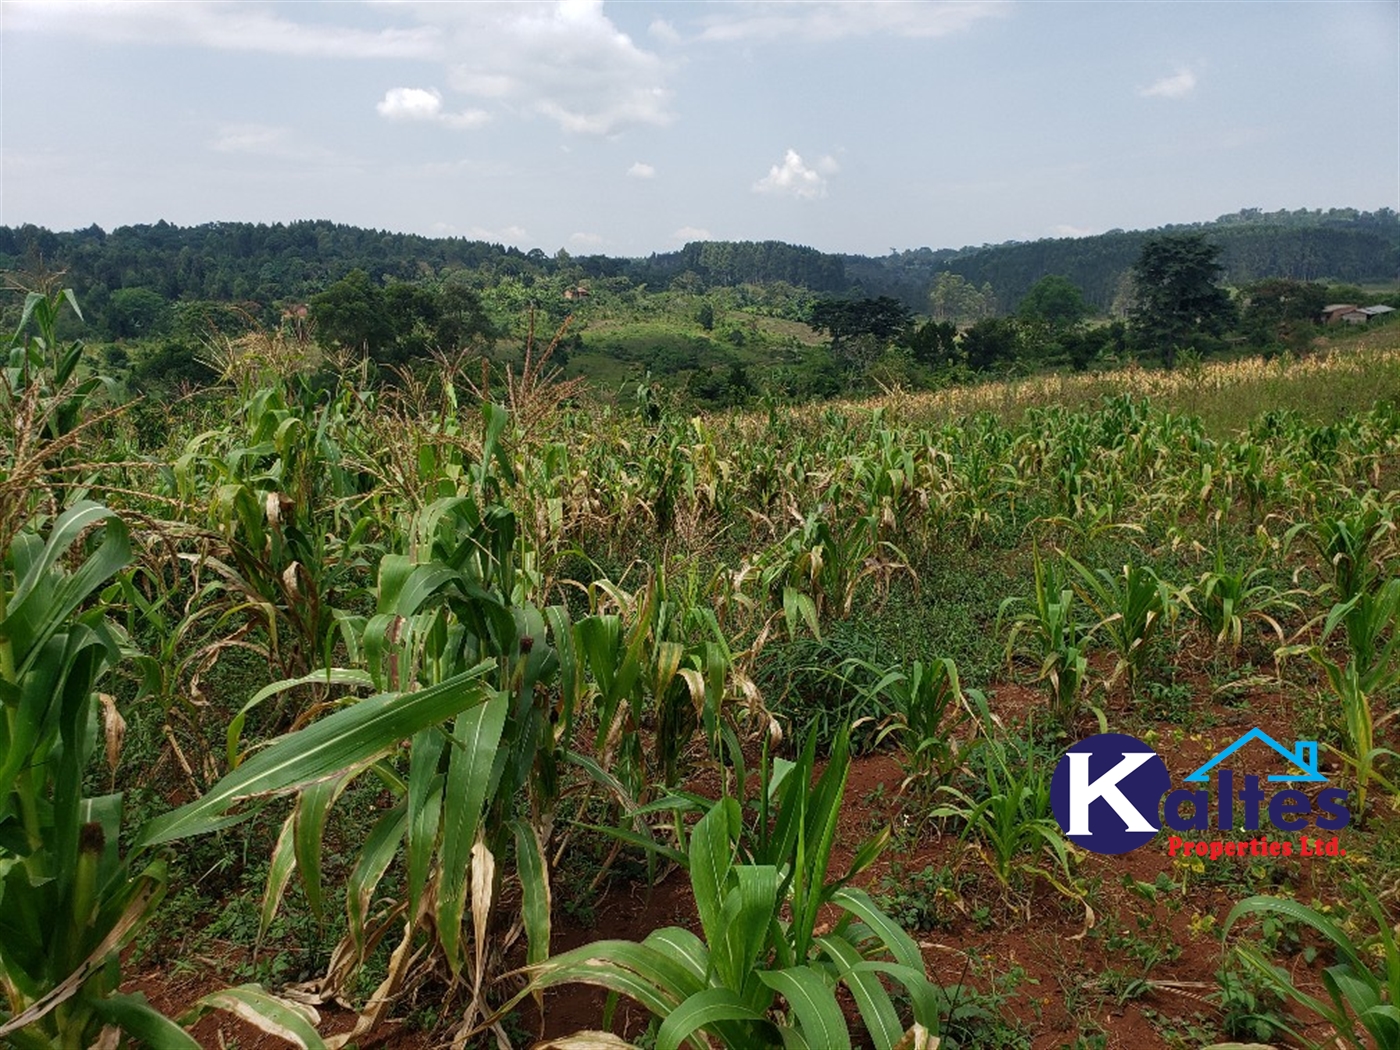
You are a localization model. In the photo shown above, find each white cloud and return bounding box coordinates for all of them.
[1139,68,1197,99]
[570,231,606,247]
[673,226,713,242]
[377,87,444,121]
[207,123,338,162]
[628,161,657,179]
[6,1,439,58]
[753,149,835,200]
[649,19,682,45]
[700,1,1008,42]
[13,1,673,137]
[465,224,529,244]
[439,1,675,135]
[1050,224,1097,238]
[376,87,490,129]
[210,123,293,156]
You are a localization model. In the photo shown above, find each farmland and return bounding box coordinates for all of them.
[4,282,1400,1050]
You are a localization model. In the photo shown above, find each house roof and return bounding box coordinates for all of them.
[1360,304,1396,315]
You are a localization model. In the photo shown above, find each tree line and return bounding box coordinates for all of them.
[3,207,1395,340]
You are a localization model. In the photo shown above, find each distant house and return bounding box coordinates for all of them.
[1322,303,1396,325]
[563,285,590,301]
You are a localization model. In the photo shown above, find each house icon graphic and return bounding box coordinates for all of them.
[1182,728,1327,784]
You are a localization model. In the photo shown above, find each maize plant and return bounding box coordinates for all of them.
[931,710,1077,895]
[999,549,1094,727]
[1224,889,1400,1050]
[866,657,977,799]
[1279,581,1400,820]
[1066,555,1179,689]
[1188,547,1298,652]
[1,501,477,1048]
[515,729,942,1050]
[227,491,581,1042]
[1303,498,1395,604]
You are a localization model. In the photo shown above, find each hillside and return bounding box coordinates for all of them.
[3,207,1396,326]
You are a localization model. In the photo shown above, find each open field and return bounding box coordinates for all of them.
[5,297,1400,1049]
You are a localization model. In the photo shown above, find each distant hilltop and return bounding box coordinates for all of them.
[1,207,1395,315]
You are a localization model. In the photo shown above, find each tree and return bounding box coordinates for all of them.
[928,272,996,325]
[435,281,493,352]
[960,317,1020,372]
[1017,274,1090,328]
[1240,279,1329,350]
[105,287,170,339]
[1128,234,1234,368]
[810,296,911,344]
[309,269,392,355]
[899,319,958,369]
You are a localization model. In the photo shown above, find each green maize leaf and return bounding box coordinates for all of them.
[136,663,493,847]
[757,967,850,1050]
[226,668,374,769]
[1322,966,1379,1018]
[90,991,201,1049]
[794,730,849,955]
[655,987,769,1050]
[5,506,131,675]
[258,812,297,949]
[689,799,738,958]
[0,636,65,810]
[576,823,687,869]
[294,766,361,920]
[347,803,408,958]
[829,888,924,973]
[0,860,52,999]
[835,827,892,891]
[545,605,580,741]
[715,863,778,996]
[388,561,460,617]
[512,819,551,969]
[701,641,728,746]
[642,928,709,987]
[1233,944,1333,1030]
[531,939,699,1003]
[406,728,445,920]
[0,860,165,1039]
[782,586,820,641]
[524,958,681,1019]
[182,984,326,1049]
[435,689,509,973]
[815,935,902,1050]
[768,730,816,886]
[847,961,942,1034]
[1225,896,1366,974]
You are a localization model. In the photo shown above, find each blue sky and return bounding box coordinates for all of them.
[2,1,1396,256]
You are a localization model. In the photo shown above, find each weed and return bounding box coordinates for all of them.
[875,863,970,932]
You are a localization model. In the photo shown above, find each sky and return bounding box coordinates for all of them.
[2,0,1397,257]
